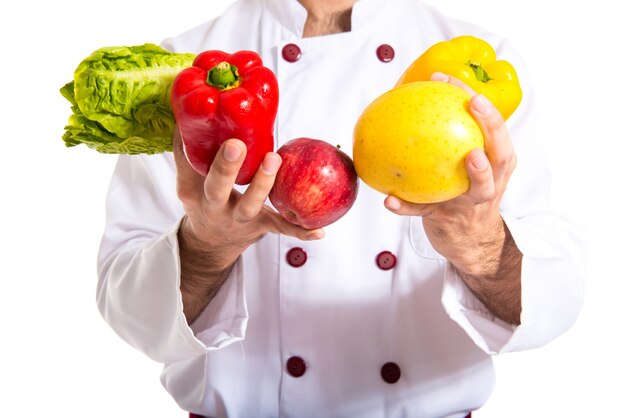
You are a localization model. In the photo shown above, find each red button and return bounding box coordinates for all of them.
[381,362,401,384]
[282,43,302,62]
[287,247,307,267]
[376,251,397,270]
[286,356,306,377]
[376,44,395,62]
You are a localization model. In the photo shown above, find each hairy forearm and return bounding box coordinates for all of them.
[177,216,235,324]
[454,219,522,325]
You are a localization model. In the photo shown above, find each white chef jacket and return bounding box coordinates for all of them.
[96,0,586,417]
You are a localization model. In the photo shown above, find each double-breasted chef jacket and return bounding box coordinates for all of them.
[96,0,585,416]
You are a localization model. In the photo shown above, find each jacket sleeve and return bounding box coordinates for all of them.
[96,153,248,364]
[440,40,586,355]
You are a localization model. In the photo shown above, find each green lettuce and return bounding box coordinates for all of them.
[60,44,195,154]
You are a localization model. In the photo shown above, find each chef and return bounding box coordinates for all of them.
[96,0,585,417]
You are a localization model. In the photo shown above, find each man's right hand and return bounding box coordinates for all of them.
[173,128,324,323]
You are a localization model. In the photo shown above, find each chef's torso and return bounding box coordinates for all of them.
[160,0,512,416]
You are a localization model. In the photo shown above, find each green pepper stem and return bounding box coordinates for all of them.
[207,62,240,90]
[467,61,492,83]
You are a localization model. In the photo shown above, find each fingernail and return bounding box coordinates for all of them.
[431,72,449,82]
[385,196,402,211]
[262,153,281,175]
[223,141,243,162]
[472,94,494,116]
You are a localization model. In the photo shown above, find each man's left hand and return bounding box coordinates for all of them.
[384,72,522,324]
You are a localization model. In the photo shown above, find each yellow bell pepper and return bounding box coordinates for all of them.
[396,35,522,120]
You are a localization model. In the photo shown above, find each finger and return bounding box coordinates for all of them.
[203,139,247,204]
[260,208,326,241]
[173,127,205,202]
[469,94,516,185]
[234,152,282,223]
[431,72,477,97]
[464,148,496,203]
[383,195,437,217]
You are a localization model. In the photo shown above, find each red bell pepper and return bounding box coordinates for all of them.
[171,50,279,185]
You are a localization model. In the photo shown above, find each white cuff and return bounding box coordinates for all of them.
[442,214,585,355]
[187,259,248,350]
[442,263,517,355]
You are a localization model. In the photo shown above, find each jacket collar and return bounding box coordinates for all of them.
[267,0,390,38]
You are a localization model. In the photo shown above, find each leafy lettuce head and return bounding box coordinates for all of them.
[60,44,195,154]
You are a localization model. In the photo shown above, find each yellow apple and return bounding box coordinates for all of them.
[353,81,484,203]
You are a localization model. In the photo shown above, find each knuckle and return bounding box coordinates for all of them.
[486,185,498,201]
[235,206,257,224]
[176,181,198,203]
[493,153,512,171]
[470,190,488,205]
[202,182,221,203]
[212,160,237,178]
[475,189,496,205]
[470,178,496,204]
[482,111,505,134]
[509,153,518,171]
[419,205,437,218]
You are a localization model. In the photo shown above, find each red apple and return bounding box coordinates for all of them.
[269,137,359,230]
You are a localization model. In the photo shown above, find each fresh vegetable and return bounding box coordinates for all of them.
[353,81,483,203]
[396,35,522,120]
[171,50,279,185]
[60,44,195,154]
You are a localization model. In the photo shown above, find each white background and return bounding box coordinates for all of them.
[1,0,624,416]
